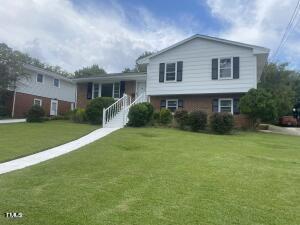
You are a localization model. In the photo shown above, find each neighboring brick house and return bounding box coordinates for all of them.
[9,64,76,118]
[74,34,269,128]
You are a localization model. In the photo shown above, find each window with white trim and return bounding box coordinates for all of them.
[93,83,99,98]
[113,82,120,98]
[33,98,42,106]
[37,74,43,83]
[218,99,233,113]
[166,99,178,112]
[219,58,232,79]
[165,63,176,81]
[54,78,60,87]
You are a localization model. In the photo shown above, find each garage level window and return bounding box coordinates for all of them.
[166,99,178,112]
[219,58,232,79]
[33,98,42,106]
[165,63,176,81]
[37,74,43,83]
[218,98,233,113]
[54,78,60,87]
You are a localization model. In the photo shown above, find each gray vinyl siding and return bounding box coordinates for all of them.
[146,38,257,96]
[16,71,76,102]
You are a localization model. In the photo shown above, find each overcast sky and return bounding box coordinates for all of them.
[0,0,299,72]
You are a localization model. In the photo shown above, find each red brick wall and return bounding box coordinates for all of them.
[13,92,73,118]
[150,94,249,128]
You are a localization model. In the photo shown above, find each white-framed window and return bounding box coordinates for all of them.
[54,78,60,87]
[33,98,42,106]
[166,99,178,112]
[113,82,120,98]
[219,57,232,79]
[92,82,120,99]
[71,103,75,111]
[165,63,176,81]
[36,74,43,83]
[93,83,100,98]
[218,98,233,113]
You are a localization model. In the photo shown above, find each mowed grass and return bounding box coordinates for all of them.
[0,128,299,225]
[0,120,98,162]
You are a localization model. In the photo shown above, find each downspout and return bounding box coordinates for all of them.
[75,83,77,109]
[11,87,16,118]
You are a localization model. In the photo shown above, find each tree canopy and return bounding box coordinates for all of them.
[123,51,153,73]
[74,64,107,78]
[0,43,28,91]
[240,62,300,124]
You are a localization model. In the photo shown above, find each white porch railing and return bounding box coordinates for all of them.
[102,94,131,128]
[102,92,147,128]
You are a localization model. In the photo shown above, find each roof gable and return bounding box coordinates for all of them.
[137,34,270,64]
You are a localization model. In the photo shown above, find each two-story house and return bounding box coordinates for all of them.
[74,34,269,128]
[9,64,76,118]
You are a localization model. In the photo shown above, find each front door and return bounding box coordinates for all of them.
[136,81,146,98]
[50,99,58,116]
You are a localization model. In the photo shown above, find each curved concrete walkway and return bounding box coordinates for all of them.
[0,119,26,124]
[0,127,120,175]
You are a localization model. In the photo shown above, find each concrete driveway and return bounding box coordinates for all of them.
[261,124,300,136]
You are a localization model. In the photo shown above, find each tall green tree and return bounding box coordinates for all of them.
[289,72,300,102]
[259,63,295,117]
[0,43,28,91]
[74,64,106,78]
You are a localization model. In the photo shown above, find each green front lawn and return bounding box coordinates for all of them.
[0,128,299,224]
[0,120,98,162]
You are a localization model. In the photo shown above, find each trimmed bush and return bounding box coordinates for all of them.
[153,111,160,122]
[86,97,115,124]
[142,102,154,121]
[210,112,234,134]
[128,103,150,127]
[188,111,207,131]
[159,109,172,125]
[26,105,45,122]
[70,108,87,123]
[174,110,189,129]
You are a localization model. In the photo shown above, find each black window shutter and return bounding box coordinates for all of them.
[212,98,218,112]
[177,61,183,81]
[233,98,240,114]
[159,63,165,82]
[160,100,166,109]
[120,81,125,97]
[233,57,240,79]
[178,99,184,108]
[212,58,218,80]
[87,82,93,99]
